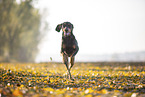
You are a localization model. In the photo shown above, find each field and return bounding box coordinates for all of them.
[0,62,145,97]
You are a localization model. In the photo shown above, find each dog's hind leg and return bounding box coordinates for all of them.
[63,54,72,79]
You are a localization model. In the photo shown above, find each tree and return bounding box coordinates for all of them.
[0,0,48,62]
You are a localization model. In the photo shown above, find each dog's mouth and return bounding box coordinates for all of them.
[64,32,71,36]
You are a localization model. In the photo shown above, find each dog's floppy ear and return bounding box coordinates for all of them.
[55,24,62,32]
[71,23,74,32]
[72,23,74,29]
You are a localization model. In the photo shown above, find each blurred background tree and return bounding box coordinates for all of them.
[0,0,48,62]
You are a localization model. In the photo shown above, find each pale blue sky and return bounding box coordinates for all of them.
[34,0,145,62]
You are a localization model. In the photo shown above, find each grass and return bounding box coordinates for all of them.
[0,62,145,97]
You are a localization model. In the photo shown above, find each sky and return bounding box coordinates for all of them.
[34,0,145,62]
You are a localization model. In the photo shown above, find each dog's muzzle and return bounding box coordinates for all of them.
[65,28,68,32]
[64,32,71,36]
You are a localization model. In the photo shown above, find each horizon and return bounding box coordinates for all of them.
[35,50,145,62]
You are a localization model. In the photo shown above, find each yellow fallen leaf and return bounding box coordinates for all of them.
[85,94,93,97]
[108,82,111,85]
[114,90,120,93]
[96,89,108,94]
[55,89,66,94]
[20,84,24,88]
[43,87,54,92]
[85,88,94,94]
[101,89,108,94]
[13,88,23,97]
[65,94,73,97]
[123,92,132,97]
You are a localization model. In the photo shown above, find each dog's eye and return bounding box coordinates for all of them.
[67,25,71,28]
[63,24,66,27]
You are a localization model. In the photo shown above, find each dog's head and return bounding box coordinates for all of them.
[55,22,74,36]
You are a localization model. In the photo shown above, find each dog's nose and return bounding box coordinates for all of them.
[65,28,68,32]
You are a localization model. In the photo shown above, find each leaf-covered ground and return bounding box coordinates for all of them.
[0,62,145,97]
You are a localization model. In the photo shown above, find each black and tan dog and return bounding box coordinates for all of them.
[55,22,79,79]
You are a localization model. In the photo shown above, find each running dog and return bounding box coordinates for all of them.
[55,22,79,79]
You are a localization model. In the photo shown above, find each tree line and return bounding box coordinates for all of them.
[0,0,48,62]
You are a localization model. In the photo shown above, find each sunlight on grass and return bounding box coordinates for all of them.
[0,62,145,97]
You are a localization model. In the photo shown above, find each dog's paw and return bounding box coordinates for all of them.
[70,78,75,81]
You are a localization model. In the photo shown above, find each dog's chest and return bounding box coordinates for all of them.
[62,36,74,48]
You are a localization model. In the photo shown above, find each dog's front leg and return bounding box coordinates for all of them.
[71,45,79,57]
[70,56,74,70]
[63,54,72,79]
